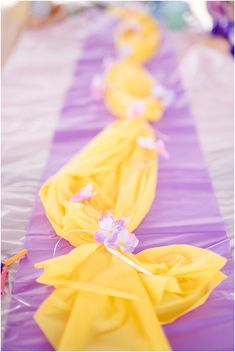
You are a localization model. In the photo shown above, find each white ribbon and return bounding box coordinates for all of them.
[53,229,153,276]
[106,246,153,276]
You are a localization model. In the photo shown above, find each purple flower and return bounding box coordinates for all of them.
[156,139,170,159]
[91,75,104,101]
[124,19,141,33]
[152,82,174,107]
[137,136,170,159]
[103,57,114,72]
[94,213,139,253]
[114,230,139,253]
[118,44,133,59]
[70,183,96,202]
[127,100,145,118]
[137,136,156,150]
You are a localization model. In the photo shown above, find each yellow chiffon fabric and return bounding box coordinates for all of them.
[39,119,157,245]
[35,243,226,351]
[34,8,227,352]
[35,119,227,351]
[111,7,161,62]
[104,60,164,121]
[104,7,164,122]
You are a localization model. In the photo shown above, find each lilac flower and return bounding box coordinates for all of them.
[115,230,139,253]
[119,45,133,59]
[137,136,170,159]
[152,82,174,107]
[127,100,145,118]
[137,136,156,150]
[70,183,96,202]
[103,57,114,72]
[156,139,170,159]
[122,19,141,34]
[94,213,138,253]
[91,75,104,101]
[127,19,141,32]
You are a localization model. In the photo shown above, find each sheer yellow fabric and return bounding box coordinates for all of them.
[104,60,164,121]
[35,243,226,351]
[35,119,227,351]
[34,8,227,352]
[104,7,164,122]
[39,119,157,246]
[111,7,161,62]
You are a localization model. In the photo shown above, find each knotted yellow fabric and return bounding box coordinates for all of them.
[104,7,164,122]
[104,60,164,121]
[111,7,161,62]
[35,243,226,351]
[34,7,227,352]
[39,119,157,245]
[35,119,227,351]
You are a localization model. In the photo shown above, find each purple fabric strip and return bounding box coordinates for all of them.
[3,11,234,351]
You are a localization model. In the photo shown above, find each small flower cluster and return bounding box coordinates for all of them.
[127,100,145,118]
[91,75,104,101]
[70,183,96,202]
[152,82,174,107]
[94,213,139,253]
[137,136,170,159]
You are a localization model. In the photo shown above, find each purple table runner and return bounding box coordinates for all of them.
[3,11,233,351]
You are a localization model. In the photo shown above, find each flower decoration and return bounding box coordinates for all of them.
[137,136,156,150]
[70,183,96,202]
[122,19,141,35]
[152,82,174,107]
[103,57,114,72]
[156,128,170,142]
[156,139,170,159]
[94,213,139,253]
[119,45,133,59]
[127,100,145,118]
[91,75,104,101]
[115,231,139,253]
[137,136,170,159]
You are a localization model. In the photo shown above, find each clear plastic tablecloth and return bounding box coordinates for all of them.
[171,29,234,244]
[1,12,89,331]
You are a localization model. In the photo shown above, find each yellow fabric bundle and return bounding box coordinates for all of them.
[34,7,227,352]
[39,119,157,245]
[35,119,227,351]
[104,60,164,121]
[35,242,226,351]
[112,7,161,62]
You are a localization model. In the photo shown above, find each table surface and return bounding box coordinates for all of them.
[1,10,234,338]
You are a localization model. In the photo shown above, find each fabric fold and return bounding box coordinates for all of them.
[104,60,164,121]
[111,7,161,62]
[35,243,226,350]
[39,118,158,247]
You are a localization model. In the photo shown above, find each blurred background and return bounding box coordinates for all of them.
[1,0,234,333]
[1,1,234,65]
